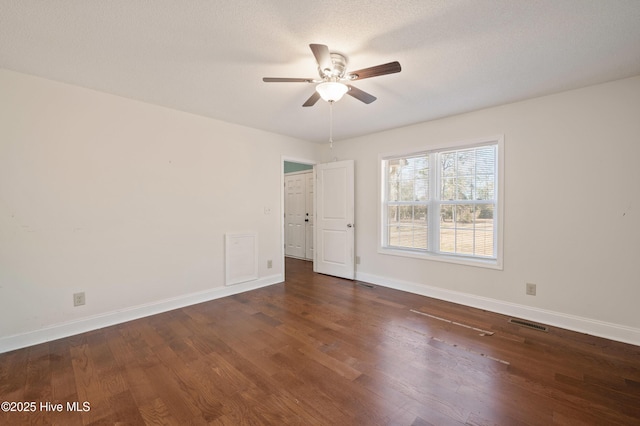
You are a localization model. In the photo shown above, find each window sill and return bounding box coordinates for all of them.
[377,246,503,270]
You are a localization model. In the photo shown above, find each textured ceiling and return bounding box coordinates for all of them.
[1,0,640,143]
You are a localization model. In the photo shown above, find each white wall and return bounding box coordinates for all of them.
[0,69,322,352]
[325,75,640,345]
[2,69,638,352]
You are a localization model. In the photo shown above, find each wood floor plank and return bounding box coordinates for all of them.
[1,257,639,425]
[138,397,179,426]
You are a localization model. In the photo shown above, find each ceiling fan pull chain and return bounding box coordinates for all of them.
[329,100,334,149]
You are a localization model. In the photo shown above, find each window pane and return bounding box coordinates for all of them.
[386,204,428,250]
[414,205,427,222]
[477,204,494,225]
[475,175,494,200]
[474,204,495,256]
[455,204,475,228]
[457,180,473,201]
[387,176,399,201]
[455,229,474,255]
[387,205,399,226]
[457,150,475,176]
[412,226,428,249]
[398,205,412,221]
[387,155,429,202]
[399,181,415,201]
[474,230,494,257]
[441,204,454,223]
[441,152,456,177]
[439,203,495,257]
[442,150,474,201]
[387,224,401,247]
[413,155,428,173]
[440,146,496,201]
[441,177,456,200]
[387,158,408,201]
[475,146,496,174]
[439,204,455,253]
[415,178,428,201]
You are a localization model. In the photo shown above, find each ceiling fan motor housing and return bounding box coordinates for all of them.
[321,52,348,79]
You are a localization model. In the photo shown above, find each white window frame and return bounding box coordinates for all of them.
[378,135,504,270]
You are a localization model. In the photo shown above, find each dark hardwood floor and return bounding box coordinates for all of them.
[1,258,639,425]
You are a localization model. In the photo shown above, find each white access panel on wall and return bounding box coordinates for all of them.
[225,232,258,286]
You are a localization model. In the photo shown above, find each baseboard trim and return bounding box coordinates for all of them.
[5,271,637,353]
[0,273,283,354]
[356,271,640,347]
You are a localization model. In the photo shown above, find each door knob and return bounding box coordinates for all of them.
[347,223,353,228]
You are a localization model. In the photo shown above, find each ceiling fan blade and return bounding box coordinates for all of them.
[263,77,314,83]
[346,85,377,104]
[302,91,321,107]
[348,61,401,80]
[310,44,332,75]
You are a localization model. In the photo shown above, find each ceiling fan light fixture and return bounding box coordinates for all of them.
[262,44,401,107]
[316,81,348,102]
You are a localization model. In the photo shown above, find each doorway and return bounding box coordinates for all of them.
[282,158,315,277]
[281,158,355,281]
[284,169,314,260]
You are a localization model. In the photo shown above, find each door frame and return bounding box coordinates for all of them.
[281,156,316,281]
[284,169,313,259]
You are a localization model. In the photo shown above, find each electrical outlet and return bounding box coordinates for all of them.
[356,256,361,265]
[267,260,273,269]
[73,292,86,306]
[526,283,536,296]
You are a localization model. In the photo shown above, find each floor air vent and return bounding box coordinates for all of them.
[356,282,375,289]
[508,318,549,332]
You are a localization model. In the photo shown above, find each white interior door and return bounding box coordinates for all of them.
[284,173,306,258]
[314,160,355,279]
[305,172,314,260]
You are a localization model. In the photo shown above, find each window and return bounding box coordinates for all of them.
[380,136,503,268]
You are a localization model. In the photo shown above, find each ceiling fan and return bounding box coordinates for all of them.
[263,44,401,107]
